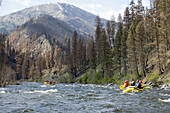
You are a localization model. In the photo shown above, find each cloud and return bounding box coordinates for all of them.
[143,0,150,8]
[99,4,127,20]
[16,0,31,6]
[88,4,101,9]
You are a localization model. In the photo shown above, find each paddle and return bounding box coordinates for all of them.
[144,86,151,89]
[119,85,124,90]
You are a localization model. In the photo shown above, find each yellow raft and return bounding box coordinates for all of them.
[123,86,144,93]
[44,81,55,85]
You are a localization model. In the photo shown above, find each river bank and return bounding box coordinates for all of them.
[0,81,20,87]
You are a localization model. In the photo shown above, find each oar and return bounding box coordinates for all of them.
[144,86,151,89]
[119,86,124,90]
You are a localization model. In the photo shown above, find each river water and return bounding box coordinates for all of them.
[0,82,170,113]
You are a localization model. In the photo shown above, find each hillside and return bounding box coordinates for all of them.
[7,14,74,57]
[0,3,106,35]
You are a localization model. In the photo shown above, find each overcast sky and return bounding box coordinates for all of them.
[0,0,150,20]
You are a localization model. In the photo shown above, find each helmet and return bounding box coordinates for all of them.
[137,80,139,83]
[139,80,142,83]
[125,80,129,83]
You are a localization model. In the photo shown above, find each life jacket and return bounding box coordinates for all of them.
[124,83,130,87]
[131,81,135,86]
[137,83,142,88]
[141,83,144,87]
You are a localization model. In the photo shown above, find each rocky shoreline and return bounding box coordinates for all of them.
[0,81,20,87]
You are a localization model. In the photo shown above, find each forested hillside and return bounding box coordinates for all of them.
[0,0,169,86]
[72,0,170,85]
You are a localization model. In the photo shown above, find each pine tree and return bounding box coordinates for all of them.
[72,30,77,77]
[145,7,155,56]
[88,36,96,71]
[29,62,35,80]
[76,38,82,72]
[54,45,58,68]
[110,15,116,48]
[121,7,129,76]
[100,29,113,79]
[136,21,146,77]
[57,57,62,73]
[106,20,112,48]
[158,0,170,73]
[36,53,43,78]
[16,57,22,80]
[135,0,144,16]
[0,34,5,71]
[49,51,53,68]
[152,0,162,74]
[66,38,71,74]
[22,50,29,79]
[95,16,102,62]
[127,23,139,77]
[82,42,87,71]
[113,14,123,74]
[129,0,135,23]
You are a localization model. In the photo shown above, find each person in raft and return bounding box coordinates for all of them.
[130,78,135,86]
[124,80,131,88]
[139,80,144,88]
[136,80,142,88]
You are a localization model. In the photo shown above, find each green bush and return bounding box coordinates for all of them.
[100,77,108,84]
[77,78,82,83]
[77,74,90,84]
[66,75,74,83]
[57,76,66,83]
[38,77,43,82]
[82,74,89,84]
[149,73,159,81]
[108,76,118,83]
[148,73,160,85]
[92,72,102,84]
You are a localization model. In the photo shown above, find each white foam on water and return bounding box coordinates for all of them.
[56,95,62,98]
[159,98,170,102]
[0,91,5,93]
[46,89,58,92]
[34,89,58,93]
[34,90,48,93]
[159,93,170,97]
[40,85,47,87]
[0,88,7,90]
[40,85,56,88]
[50,85,56,88]
[23,91,34,94]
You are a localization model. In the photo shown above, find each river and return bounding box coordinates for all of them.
[0,82,170,113]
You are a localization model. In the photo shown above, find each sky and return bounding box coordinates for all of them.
[0,0,150,20]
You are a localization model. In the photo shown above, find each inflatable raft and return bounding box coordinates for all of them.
[123,86,144,93]
[44,81,56,85]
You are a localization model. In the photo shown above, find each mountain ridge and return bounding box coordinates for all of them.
[0,2,107,35]
[7,14,75,57]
